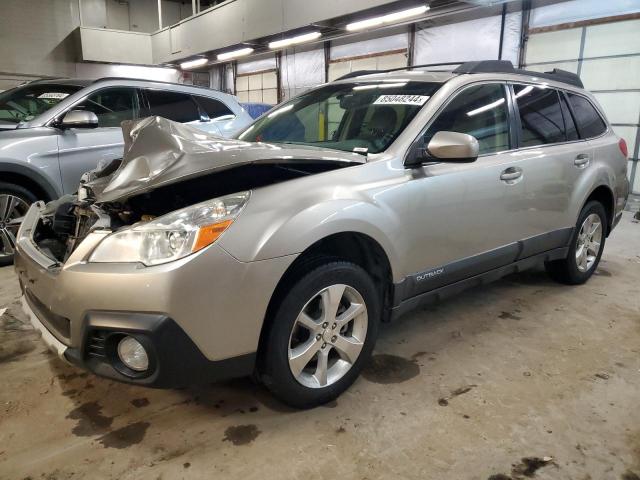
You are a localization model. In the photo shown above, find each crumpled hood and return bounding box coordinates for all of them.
[92,116,365,203]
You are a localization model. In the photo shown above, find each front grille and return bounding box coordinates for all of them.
[25,290,71,339]
[86,331,108,358]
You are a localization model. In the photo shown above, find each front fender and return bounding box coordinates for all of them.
[0,161,62,200]
[221,196,405,283]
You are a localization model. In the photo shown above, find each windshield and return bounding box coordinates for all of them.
[237,81,441,154]
[0,84,83,124]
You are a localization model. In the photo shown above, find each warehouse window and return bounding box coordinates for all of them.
[566,93,607,139]
[424,84,510,155]
[514,85,565,146]
[235,70,278,105]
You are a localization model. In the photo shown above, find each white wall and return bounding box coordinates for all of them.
[106,0,130,30]
[0,0,186,90]
[281,45,325,100]
[530,0,640,28]
[0,0,81,85]
[331,27,408,60]
[80,27,154,64]
[415,12,521,66]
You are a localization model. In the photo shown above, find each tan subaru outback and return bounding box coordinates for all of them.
[14,61,629,408]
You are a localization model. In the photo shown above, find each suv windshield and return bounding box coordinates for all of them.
[0,84,83,124]
[237,81,441,154]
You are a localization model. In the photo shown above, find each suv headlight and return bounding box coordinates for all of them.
[89,191,250,266]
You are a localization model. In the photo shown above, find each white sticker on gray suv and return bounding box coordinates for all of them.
[374,95,430,106]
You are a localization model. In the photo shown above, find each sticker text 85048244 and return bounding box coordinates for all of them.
[373,95,430,106]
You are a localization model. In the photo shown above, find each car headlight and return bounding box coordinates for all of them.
[89,191,250,266]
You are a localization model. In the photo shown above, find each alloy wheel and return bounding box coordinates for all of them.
[288,284,368,389]
[0,194,29,260]
[575,213,603,273]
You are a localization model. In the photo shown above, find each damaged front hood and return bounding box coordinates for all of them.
[91,116,365,203]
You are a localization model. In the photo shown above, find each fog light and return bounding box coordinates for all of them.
[117,336,149,371]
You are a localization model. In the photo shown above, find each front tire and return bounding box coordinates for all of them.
[259,260,381,408]
[545,201,607,285]
[0,183,36,267]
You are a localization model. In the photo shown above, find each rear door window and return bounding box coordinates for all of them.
[566,93,607,139]
[513,85,565,147]
[193,96,234,120]
[144,90,201,123]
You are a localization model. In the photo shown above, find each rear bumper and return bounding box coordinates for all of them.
[21,293,255,387]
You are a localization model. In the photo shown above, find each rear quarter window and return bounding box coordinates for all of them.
[566,93,607,139]
[194,96,234,120]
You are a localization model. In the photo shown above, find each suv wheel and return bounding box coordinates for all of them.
[260,260,380,408]
[0,183,36,266]
[545,201,607,285]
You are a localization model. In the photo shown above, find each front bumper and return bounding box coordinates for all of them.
[21,295,256,387]
[15,202,295,387]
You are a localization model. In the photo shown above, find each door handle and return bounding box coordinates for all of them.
[574,154,590,168]
[500,167,523,184]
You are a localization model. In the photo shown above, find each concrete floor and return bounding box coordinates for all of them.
[1,214,639,480]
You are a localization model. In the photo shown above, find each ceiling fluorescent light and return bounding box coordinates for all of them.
[217,47,254,61]
[269,31,322,50]
[346,5,430,31]
[180,58,208,69]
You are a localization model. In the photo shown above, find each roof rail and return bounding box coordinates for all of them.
[454,60,584,88]
[92,77,223,92]
[335,59,584,88]
[335,61,470,81]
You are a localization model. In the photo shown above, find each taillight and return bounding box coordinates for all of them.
[618,138,628,158]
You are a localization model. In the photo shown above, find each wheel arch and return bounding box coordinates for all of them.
[583,184,615,236]
[0,162,61,201]
[256,231,395,367]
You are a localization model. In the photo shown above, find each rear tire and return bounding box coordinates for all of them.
[545,201,607,285]
[0,183,36,267]
[259,260,380,409]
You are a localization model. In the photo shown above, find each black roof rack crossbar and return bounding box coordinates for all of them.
[336,59,584,88]
[453,60,515,74]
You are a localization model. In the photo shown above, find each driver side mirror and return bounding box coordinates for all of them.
[405,131,479,168]
[59,110,99,129]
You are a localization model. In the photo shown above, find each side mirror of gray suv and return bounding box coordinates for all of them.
[59,110,99,129]
[405,131,479,167]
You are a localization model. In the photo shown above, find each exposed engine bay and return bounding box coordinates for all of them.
[32,117,363,263]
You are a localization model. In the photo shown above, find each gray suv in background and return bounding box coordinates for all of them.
[0,78,253,264]
[14,61,629,408]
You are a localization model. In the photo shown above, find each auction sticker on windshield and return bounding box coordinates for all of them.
[374,95,430,106]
